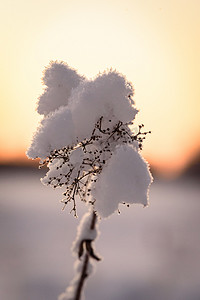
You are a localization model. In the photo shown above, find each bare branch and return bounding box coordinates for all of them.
[74,210,100,300]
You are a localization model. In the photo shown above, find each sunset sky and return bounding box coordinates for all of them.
[0,0,199,176]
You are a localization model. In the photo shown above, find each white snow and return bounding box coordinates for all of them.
[27,107,75,159]
[72,210,99,255]
[27,61,152,219]
[58,256,94,300]
[27,64,138,159]
[58,210,98,300]
[92,144,153,218]
[1,172,200,300]
[37,61,84,116]
[69,70,138,141]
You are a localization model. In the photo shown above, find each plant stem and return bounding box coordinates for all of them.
[74,211,98,300]
[90,210,97,230]
[74,253,89,300]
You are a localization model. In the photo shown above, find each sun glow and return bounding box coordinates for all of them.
[0,0,199,175]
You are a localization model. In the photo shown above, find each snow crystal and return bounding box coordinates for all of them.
[37,61,84,116]
[92,144,153,218]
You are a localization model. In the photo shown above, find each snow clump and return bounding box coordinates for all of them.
[27,61,153,218]
[37,61,84,116]
[92,144,152,218]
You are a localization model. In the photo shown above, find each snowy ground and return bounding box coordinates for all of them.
[0,167,200,300]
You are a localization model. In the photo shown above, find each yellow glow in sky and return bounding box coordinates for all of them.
[0,0,200,176]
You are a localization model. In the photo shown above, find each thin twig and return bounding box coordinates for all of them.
[74,253,89,300]
[74,211,99,300]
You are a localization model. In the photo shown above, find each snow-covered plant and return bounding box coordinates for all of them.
[27,61,153,300]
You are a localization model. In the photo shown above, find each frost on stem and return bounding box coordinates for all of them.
[58,210,100,300]
[72,210,100,260]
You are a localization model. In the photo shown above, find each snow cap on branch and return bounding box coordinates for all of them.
[27,106,75,159]
[27,63,138,159]
[92,144,153,218]
[37,61,84,116]
[27,61,153,218]
[69,70,138,141]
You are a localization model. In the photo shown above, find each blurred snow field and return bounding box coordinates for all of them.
[0,169,200,300]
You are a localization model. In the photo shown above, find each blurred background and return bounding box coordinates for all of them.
[0,0,199,299]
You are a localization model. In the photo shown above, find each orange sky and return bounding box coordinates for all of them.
[0,0,200,176]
